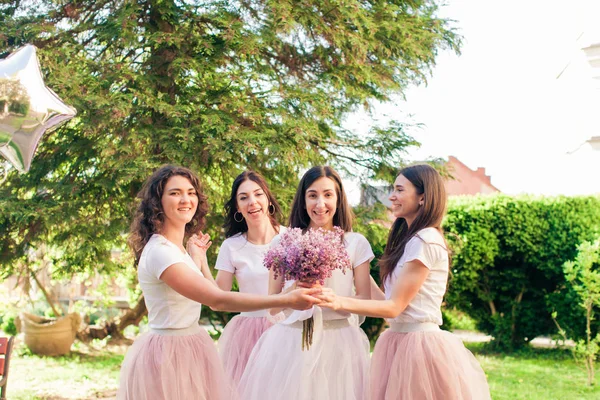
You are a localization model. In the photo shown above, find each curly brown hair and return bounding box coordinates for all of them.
[129,165,209,263]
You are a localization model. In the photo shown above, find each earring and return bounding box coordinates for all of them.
[234,211,244,222]
[268,203,275,216]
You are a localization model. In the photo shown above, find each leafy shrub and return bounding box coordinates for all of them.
[1,312,17,336]
[553,238,600,386]
[444,195,600,349]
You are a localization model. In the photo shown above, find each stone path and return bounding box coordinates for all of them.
[453,330,575,348]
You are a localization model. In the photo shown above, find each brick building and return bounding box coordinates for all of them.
[445,156,500,196]
[360,156,500,210]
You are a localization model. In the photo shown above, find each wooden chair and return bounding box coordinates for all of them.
[0,336,15,400]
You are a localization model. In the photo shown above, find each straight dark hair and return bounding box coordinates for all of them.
[288,166,353,232]
[223,170,283,238]
[129,165,208,264]
[379,164,447,284]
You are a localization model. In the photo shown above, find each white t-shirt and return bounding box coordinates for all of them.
[282,231,375,321]
[138,234,203,330]
[384,227,449,325]
[215,227,286,317]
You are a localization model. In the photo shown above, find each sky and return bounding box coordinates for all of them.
[345,0,600,200]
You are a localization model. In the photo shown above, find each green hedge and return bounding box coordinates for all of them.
[444,195,600,349]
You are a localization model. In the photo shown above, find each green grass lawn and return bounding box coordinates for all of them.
[6,340,600,399]
[467,343,600,400]
[10,341,124,400]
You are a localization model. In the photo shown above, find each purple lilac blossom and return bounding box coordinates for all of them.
[264,226,351,285]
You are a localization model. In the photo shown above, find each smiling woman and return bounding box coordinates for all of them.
[116,165,322,400]
[213,170,286,386]
[388,174,424,226]
[304,176,338,230]
[315,164,491,400]
[238,166,374,400]
[162,176,200,230]
[128,166,208,261]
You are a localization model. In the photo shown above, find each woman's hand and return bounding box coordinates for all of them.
[187,233,217,288]
[285,288,323,310]
[314,287,341,311]
[187,232,212,261]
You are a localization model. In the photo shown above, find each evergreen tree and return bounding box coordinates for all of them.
[0,0,459,337]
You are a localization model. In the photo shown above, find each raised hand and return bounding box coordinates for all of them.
[186,232,212,260]
[186,232,212,255]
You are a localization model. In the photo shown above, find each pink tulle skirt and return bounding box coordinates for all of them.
[370,328,491,400]
[239,318,370,400]
[117,325,237,400]
[217,315,272,385]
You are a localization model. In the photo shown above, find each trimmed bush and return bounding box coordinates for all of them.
[444,195,600,349]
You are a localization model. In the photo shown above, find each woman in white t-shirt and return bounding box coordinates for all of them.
[116,165,322,400]
[318,164,491,400]
[239,166,374,400]
[213,170,287,385]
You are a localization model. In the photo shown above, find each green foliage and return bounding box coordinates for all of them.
[0,312,17,336]
[441,307,477,331]
[563,239,600,315]
[444,194,600,350]
[0,0,459,289]
[553,239,600,386]
[353,203,390,280]
[352,203,391,341]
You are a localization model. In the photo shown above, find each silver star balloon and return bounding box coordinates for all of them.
[0,44,76,173]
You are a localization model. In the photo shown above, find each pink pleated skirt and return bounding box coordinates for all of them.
[117,324,238,400]
[239,318,370,400]
[217,315,272,385]
[370,323,491,400]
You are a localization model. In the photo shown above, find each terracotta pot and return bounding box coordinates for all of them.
[17,312,81,356]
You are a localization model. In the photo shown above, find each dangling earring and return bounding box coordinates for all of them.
[268,203,275,216]
[234,211,244,222]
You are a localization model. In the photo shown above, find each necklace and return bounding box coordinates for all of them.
[244,229,276,246]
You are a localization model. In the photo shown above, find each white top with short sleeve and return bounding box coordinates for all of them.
[282,231,375,321]
[215,227,287,317]
[384,227,449,325]
[138,234,203,330]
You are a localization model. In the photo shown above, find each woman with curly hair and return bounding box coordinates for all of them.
[117,165,321,400]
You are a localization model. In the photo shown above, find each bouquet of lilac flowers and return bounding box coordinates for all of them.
[264,226,351,350]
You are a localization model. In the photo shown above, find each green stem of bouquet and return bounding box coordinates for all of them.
[302,317,314,351]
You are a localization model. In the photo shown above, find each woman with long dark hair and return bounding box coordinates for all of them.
[318,164,491,400]
[117,165,321,400]
[239,166,374,400]
[214,170,286,385]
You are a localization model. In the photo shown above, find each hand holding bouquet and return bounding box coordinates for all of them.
[264,226,351,350]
